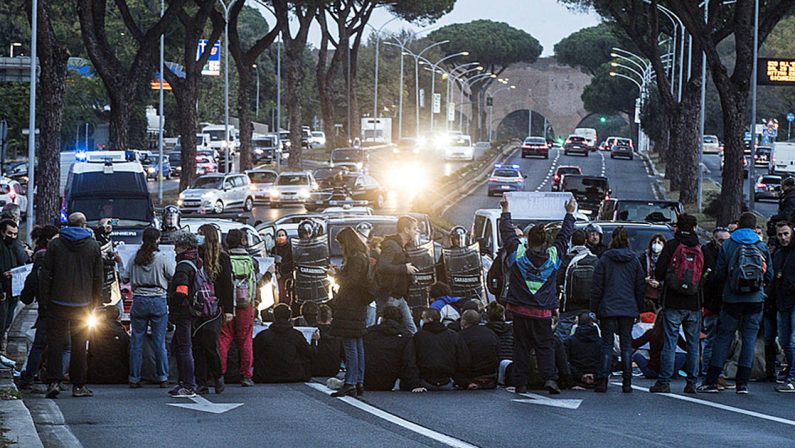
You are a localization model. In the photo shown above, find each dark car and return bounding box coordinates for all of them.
[305,172,386,211]
[560,174,610,214]
[141,154,172,180]
[521,136,549,159]
[755,175,782,201]
[168,151,182,177]
[551,165,582,191]
[564,135,590,156]
[610,143,634,160]
[324,214,435,266]
[754,146,772,168]
[546,221,675,256]
[313,167,351,189]
[252,134,282,164]
[330,148,369,171]
[597,199,684,224]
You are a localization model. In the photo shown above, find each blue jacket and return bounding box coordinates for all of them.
[590,247,646,318]
[715,228,773,304]
[499,212,575,310]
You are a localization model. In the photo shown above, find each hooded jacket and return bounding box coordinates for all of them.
[330,253,372,339]
[375,234,411,298]
[39,227,103,308]
[312,322,343,377]
[767,242,795,311]
[701,241,723,314]
[779,189,795,222]
[459,324,499,382]
[565,323,600,378]
[499,212,575,312]
[485,320,513,361]
[654,230,703,311]
[715,228,773,304]
[591,247,646,318]
[168,249,200,318]
[363,319,421,391]
[253,319,314,383]
[128,251,175,297]
[412,321,471,387]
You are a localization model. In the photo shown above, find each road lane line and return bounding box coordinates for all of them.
[599,151,606,177]
[535,148,561,191]
[305,382,480,448]
[612,382,795,427]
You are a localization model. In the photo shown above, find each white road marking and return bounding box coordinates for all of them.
[167,394,244,414]
[535,149,561,191]
[512,392,583,409]
[305,382,480,448]
[599,151,606,177]
[612,382,795,427]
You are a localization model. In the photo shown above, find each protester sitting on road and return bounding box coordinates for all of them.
[412,307,470,391]
[40,212,103,399]
[459,310,499,390]
[195,224,233,394]
[293,301,319,327]
[329,227,373,397]
[167,231,203,398]
[87,306,130,385]
[253,304,318,383]
[19,225,61,389]
[448,299,482,332]
[363,306,423,392]
[429,282,463,327]
[591,226,646,394]
[374,215,421,335]
[584,223,607,258]
[499,194,577,395]
[632,313,687,379]
[565,313,601,388]
[700,213,773,394]
[485,302,513,361]
[640,233,666,307]
[127,228,174,389]
[556,230,597,342]
[312,304,342,377]
[650,214,703,395]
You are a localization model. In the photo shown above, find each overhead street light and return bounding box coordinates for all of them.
[429,51,468,131]
[487,84,515,141]
[367,17,400,139]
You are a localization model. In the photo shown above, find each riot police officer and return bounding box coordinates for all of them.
[160,205,181,244]
[438,226,485,303]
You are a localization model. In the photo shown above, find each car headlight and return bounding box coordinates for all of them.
[254,149,263,155]
[298,189,310,199]
[177,199,184,207]
[178,192,185,200]
[147,167,156,174]
[270,188,281,198]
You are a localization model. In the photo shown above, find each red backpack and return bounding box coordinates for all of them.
[665,244,704,296]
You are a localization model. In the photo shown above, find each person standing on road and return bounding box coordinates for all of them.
[591,226,646,393]
[195,225,233,394]
[778,177,795,222]
[584,224,607,258]
[768,221,795,392]
[127,228,174,389]
[640,234,667,308]
[219,229,258,388]
[650,214,703,395]
[168,231,202,398]
[556,230,597,342]
[699,213,773,394]
[40,212,103,399]
[374,216,420,335]
[330,227,373,397]
[159,205,182,245]
[272,229,294,307]
[499,194,577,395]
[0,219,29,352]
[700,227,731,379]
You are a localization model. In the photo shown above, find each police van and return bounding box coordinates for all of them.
[63,151,155,244]
[471,192,590,259]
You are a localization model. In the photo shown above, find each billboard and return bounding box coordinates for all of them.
[196,40,221,76]
[758,58,795,86]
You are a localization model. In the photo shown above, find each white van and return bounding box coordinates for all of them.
[201,124,239,155]
[771,142,795,176]
[574,127,598,149]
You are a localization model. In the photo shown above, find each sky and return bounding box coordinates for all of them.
[259,0,603,57]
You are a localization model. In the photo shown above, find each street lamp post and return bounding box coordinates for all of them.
[9,43,21,58]
[158,0,164,203]
[217,0,238,174]
[25,0,37,242]
[368,17,399,142]
[748,0,760,211]
[445,63,481,132]
[253,64,260,118]
[428,51,468,132]
[410,40,449,137]
[459,73,496,133]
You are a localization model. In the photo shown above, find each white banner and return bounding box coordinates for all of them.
[253,323,317,344]
[11,264,32,297]
[504,192,577,220]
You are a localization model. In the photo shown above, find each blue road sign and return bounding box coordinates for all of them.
[788,112,795,122]
[196,40,221,76]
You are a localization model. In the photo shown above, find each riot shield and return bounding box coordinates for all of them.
[406,240,436,308]
[291,236,331,303]
[443,242,485,303]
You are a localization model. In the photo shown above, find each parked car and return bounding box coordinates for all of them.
[563,135,590,156]
[755,175,783,201]
[311,131,327,148]
[168,151,182,177]
[269,171,319,207]
[546,221,674,256]
[703,135,721,154]
[178,173,255,214]
[597,199,684,224]
[521,136,549,159]
[246,169,278,203]
[0,179,27,214]
[181,218,267,257]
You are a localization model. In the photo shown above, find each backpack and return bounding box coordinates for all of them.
[230,254,256,308]
[563,252,598,312]
[729,243,766,294]
[177,260,219,318]
[664,244,704,296]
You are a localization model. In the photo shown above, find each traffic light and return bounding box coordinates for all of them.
[599,116,607,124]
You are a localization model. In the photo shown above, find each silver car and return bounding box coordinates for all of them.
[246,169,278,203]
[269,172,318,207]
[178,173,254,214]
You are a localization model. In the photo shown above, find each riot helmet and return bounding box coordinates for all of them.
[449,226,469,248]
[297,219,316,239]
[584,223,603,235]
[355,222,373,240]
[162,205,181,232]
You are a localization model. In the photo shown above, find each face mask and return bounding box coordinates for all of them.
[276,235,287,245]
[3,236,13,245]
[651,242,663,254]
[196,234,206,247]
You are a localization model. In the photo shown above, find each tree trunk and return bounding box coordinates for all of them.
[237,68,253,172]
[348,45,361,141]
[31,0,69,226]
[716,90,747,226]
[285,46,305,168]
[669,93,702,205]
[108,93,131,150]
[316,45,339,150]
[175,85,198,192]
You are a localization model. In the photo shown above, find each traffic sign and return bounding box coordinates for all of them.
[787,112,794,122]
[448,102,455,122]
[196,40,221,76]
[432,93,441,114]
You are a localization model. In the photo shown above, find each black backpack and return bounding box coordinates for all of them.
[563,253,598,312]
[487,248,509,303]
[729,243,766,294]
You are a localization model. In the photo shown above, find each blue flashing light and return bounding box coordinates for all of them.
[75,151,87,162]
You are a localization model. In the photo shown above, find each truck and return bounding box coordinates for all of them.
[201,124,239,155]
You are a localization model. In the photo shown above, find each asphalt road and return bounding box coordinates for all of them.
[702,154,778,218]
[442,148,658,229]
[27,377,795,448]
